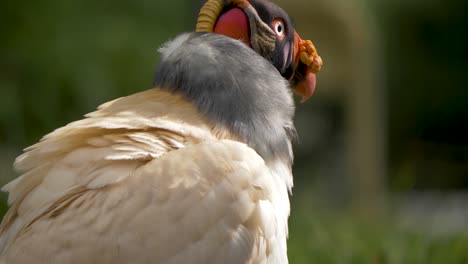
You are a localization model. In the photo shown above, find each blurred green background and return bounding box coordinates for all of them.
[0,0,467,263]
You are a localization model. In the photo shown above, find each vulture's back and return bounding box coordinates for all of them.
[0,34,293,263]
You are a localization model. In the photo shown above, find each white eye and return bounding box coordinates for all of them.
[273,19,285,38]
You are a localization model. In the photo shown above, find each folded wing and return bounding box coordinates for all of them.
[0,90,283,263]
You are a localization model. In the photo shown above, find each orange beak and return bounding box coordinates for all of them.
[291,32,323,103]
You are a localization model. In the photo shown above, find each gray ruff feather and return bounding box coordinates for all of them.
[154,33,296,165]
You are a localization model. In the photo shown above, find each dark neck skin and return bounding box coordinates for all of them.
[153,33,296,165]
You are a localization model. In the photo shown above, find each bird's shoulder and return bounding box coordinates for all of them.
[0,89,237,252]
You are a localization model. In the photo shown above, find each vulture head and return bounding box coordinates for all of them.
[155,0,323,165]
[196,0,323,102]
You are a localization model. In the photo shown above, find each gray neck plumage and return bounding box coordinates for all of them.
[153,33,296,166]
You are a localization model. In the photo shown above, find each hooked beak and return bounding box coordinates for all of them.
[290,32,323,102]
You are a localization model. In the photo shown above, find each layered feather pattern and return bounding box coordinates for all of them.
[0,33,294,263]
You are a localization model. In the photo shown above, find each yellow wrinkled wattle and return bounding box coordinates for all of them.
[299,39,323,73]
[196,0,224,32]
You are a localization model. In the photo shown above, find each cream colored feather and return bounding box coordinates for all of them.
[0,89,291,263]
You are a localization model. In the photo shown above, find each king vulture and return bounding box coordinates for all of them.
[0,0,322,263]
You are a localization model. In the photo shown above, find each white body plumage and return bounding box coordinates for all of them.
[0,35,294,263]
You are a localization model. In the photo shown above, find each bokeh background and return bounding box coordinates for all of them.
[0,0,467,262]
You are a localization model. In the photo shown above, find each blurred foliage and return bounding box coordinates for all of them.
[289,191,468,263]
[0,0,196,151]
[0,0,467,262]
[373,0,468,190]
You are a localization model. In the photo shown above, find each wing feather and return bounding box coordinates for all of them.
[0,89,288,263]
[1,140,282,263]
[0,90,218,252]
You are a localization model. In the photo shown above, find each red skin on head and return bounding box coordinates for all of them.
[213,7,317,102]
[214,8,251,47]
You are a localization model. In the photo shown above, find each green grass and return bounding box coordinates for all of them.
[288,192,468,264]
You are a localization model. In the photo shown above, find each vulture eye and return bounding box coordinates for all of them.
[273,19,285,39]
